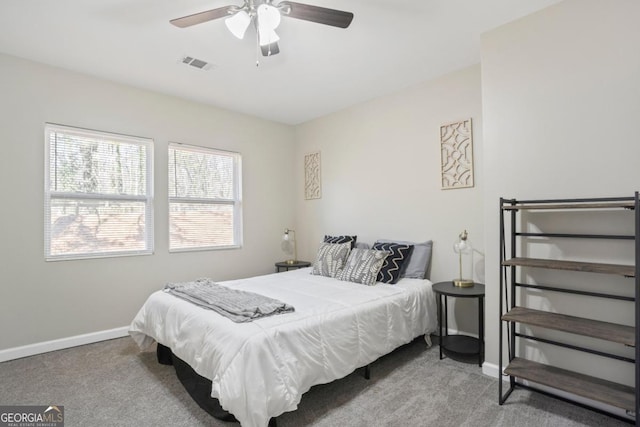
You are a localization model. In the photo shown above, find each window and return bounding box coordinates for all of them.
[44,124,153,260]
[168,143,242,251]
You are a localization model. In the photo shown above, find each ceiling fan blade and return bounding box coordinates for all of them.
[170,6,234,28]
[279,1,353,28]
[261,42,280,57]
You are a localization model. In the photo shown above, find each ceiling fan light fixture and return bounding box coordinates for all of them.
[258,27,280,46]
[225,10,251,39]
[171,1,354,58]
[256,4,281,47]
[257,4,281,30]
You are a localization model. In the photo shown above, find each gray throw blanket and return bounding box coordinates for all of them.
[164,278,294,323]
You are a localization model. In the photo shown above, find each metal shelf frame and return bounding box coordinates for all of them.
[498,193,640,423]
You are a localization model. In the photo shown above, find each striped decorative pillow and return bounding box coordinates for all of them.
[324,235,357,249]
[372,242,414,284]
[375,239,433,279]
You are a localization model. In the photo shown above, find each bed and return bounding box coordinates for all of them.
[129,241,437,427]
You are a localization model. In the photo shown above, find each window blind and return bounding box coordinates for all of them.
[44,124,154,260]
[168,143,242,251]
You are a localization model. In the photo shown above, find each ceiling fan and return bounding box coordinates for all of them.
[170,1,354,58]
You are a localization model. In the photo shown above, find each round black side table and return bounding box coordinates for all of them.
[275,261,311,272]
[432,281,485,367]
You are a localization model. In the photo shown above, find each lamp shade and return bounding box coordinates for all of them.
[453,230,472,254]
[257,4,281,46]
[257,4,281,29]
[258,27,280,46]
[225,10,251,39]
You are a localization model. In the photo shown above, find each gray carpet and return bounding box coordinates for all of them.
[0,336,630,426]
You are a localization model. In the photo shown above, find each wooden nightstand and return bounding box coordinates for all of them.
[432,281,485,367]
[275,261,311,273]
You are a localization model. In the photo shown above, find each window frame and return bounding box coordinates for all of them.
[168,142,243,253]
[44,123,154,261]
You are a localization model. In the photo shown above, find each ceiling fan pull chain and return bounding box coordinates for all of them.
[255,30,260,67]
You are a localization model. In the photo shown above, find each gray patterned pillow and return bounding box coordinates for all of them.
[311,242,352,278]
[336,248,389,286]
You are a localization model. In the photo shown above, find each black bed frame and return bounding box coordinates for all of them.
[156,344,243,423]
[157,343,371,426]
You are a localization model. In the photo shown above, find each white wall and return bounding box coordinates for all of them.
[294,65,484,334]
[0,54,296,351]
[5,1,638,379]
[482,0,640,389]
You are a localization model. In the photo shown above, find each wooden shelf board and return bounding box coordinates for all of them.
[502,306,635,346]
[505,358,636,412]
[502,202,635,211]
[502,257,635,277]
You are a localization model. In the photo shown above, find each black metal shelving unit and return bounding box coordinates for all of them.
[499,193,640,424]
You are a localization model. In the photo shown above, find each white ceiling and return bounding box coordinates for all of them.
[0,0,560,125]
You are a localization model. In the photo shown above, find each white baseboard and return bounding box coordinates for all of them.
[482,361,504,379]
[0,326,129,363]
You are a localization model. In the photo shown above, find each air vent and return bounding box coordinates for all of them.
[178,55,215,71]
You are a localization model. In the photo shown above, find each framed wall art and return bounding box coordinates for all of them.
[440,118,474,189]
[304,151,321,200]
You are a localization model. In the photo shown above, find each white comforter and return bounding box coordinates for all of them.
[129,268,437,427]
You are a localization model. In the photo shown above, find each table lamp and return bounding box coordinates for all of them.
[281,229,297,264]
[453,230,474,287]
